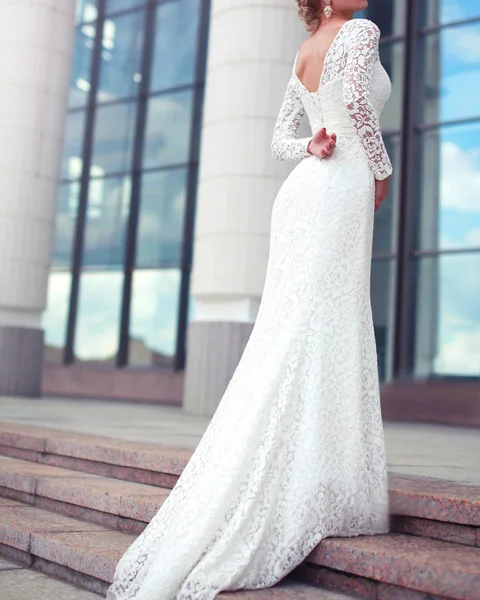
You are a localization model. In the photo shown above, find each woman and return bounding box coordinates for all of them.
[107,1,392,598]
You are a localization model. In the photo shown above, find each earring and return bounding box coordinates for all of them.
[324,0,332,18]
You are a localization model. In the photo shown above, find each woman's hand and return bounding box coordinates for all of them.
[307,128,337,159]
[374,176,390,211]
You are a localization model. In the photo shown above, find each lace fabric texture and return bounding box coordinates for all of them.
[107,17,391,600]
[272,19,392,180]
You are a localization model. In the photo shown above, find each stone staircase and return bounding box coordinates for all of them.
[0,421,479,599]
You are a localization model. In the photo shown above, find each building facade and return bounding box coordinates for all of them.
[1,0,478,422]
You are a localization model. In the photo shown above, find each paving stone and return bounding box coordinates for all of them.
[389,474,480,526]
[391,515,477,546]
[30,530,134,582]
[0,505,107,551]
[308,533,480,600]
[219,580,355,598]
[0,456,93,494]
[0,562,101,599]
[0,556,23,570]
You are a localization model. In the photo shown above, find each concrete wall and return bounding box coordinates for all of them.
[0,0,76,395]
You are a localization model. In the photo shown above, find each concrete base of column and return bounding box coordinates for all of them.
[182,321,254,417]
[0,326,44,396]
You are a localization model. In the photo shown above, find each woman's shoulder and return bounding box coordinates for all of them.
[347,18,381,40]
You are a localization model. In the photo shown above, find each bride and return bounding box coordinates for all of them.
[107,0,393,598]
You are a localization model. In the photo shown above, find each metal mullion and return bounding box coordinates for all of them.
[379,34,405,44]
[64,0,106,364]
[116,0,157,367]
[103,3,148,20]
[372,253,398,261]
[412,247,480,258]
[419,15,480,34]
[174,0,212,371]
[392,0,419,379]
[417,115,480,133]
[95,94,140,108]
[148,81,201,99]
[141,161,197,175]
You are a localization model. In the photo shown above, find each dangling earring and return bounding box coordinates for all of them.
[324,0,332,18]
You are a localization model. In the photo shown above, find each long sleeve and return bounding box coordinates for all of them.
[342,21,393,180]
[271,75,312,161]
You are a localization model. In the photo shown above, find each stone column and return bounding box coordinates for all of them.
[183,0,305,415]
[0,0,76,395]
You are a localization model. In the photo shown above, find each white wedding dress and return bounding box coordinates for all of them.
[107,18,393,600]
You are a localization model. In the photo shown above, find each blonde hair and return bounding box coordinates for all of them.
[296,0,322,32]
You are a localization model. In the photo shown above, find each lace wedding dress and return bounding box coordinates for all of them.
[107,18,393,600]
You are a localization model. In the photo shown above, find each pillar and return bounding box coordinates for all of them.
[183,0,304,415]
[0,0,76,395]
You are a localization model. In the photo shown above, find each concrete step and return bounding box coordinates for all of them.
[1,455,479,550]
[0,498,479,599]
[1,422,479,544]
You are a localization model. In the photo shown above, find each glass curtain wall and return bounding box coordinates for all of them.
[43,0,210,368]
[413,0,480,378]
[359,0,479,382]
[359,0,407,382]
[45,0,479,383]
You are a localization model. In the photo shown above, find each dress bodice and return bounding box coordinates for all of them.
[271,19,393,181]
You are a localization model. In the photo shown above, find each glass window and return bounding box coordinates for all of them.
[105,0,146,15]
[43,271,72,363]
[74,270,124,362]
[372,135,401,255]
[128,269,181,366]
[416,122,480,251]
[136,169,188,268]
[414,252,480,378]
[379,42,405,132]
[69,26,96,108]
[143,90,193,168]
[419,23,480,125]
[90,102,137,174]
[75,0,98,24]
[61,111,86,180]
[97,11,145,103]
[53,183,81,268]
[357,0,407,36]
[82,175,132,267]
[150,0,201,92]
[422,0,480,27]
[371,259,397,382]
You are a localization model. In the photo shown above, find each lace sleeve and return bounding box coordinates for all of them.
[271,74,312,161]
[342,21,393,180]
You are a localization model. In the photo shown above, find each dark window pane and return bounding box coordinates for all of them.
[150,0,201,91]
[419,23,480,125]
[143,90,193,168]
[416,122,480,251]
[61,111,86,179]
[53,183,81,267]
[83,175,132,267]
[414,252,480,378]
[105,0,146,14]
[373,135,401,255]
[357,0,406,36]
[422,0,480,27]
[91,102,137,174]
[380,42,405,132]
[97,11,145,102]
[75,270,124,362]
[69,26,95,108]
[371,259,397,383]
[43,271,72,363]
[129,269,181,366]
[75,0,98,23]
[136,169,188,267]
